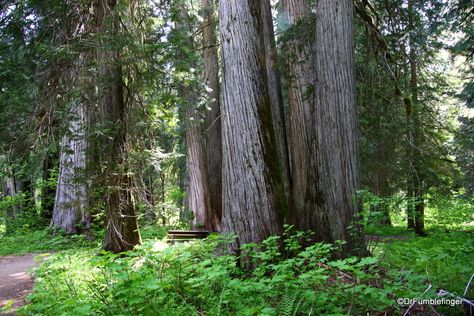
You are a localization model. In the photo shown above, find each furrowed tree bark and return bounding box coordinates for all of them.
[201,0,222,232]
[280,0,320,233]
[51,99,89,234]
[261,0,291,203]
[219,0,286,253]
[96,0,141,253]
[314,0,366,256]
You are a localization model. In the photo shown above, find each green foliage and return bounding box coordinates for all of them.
[21,231,425,316]
[0,229,96,256]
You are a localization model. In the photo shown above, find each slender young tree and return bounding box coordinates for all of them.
[219,0,287,252]
[314,0,365,255]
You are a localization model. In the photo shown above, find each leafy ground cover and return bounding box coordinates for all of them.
[376,228,474,315]
[13,227,471,316]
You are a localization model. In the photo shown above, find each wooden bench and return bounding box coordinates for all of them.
[167,230,211,243]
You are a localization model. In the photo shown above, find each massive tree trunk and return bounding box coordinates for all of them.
[219,0,287,252]
[51,100,89,234]
[50,0,93,234]
[314,0,365,256]
[201,0,222,232]
[280,0,319,232]
[96,0,141,252]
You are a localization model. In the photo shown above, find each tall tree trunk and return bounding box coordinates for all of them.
[159,172,166,226]
[261,0,291,202]
[219,0,287,253]
[50,0,93,234]
[97,0,141,252]
[280,0,319,232]
[51,99,89,234]
[201,0,222,231]
[176,6,214,231]
[405,96,415,229]
[184,89,212,230]
[314,0,365,256]
[408,0,426,236]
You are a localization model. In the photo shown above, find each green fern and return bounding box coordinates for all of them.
[279,287,298,316]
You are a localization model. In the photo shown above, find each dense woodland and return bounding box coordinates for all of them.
[0,0,473,315]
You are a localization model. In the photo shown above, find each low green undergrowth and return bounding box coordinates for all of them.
[0,229,97,256]
[5,223,470,315]
[365,225,415,236]
[378,230,474,295]
[21,230,427,316]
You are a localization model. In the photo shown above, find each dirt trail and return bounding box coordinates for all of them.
[0,254,42,315]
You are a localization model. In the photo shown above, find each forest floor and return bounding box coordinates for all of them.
[0,254,46,315]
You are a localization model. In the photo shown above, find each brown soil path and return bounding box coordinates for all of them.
[0,254,41,315]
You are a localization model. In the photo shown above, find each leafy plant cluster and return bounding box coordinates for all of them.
[21,229,428,316]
